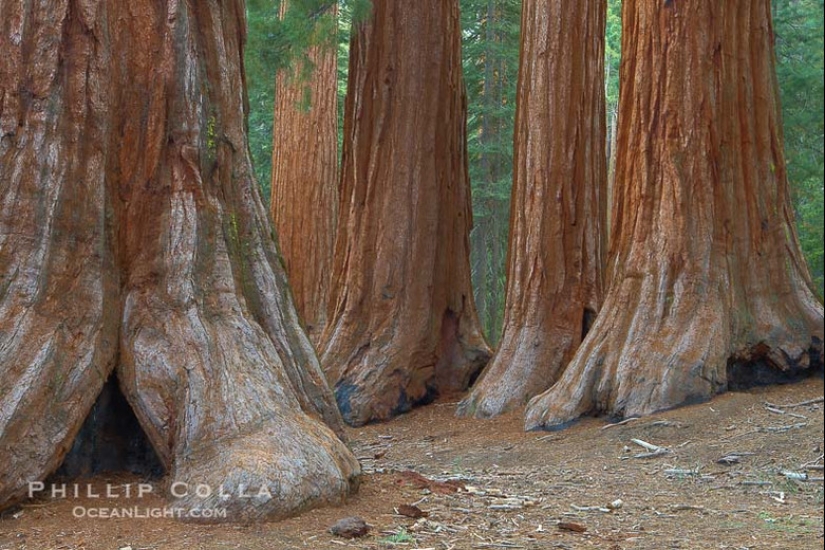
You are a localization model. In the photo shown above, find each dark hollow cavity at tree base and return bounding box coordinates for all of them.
[54,375,164,481]
[726,338,824,391]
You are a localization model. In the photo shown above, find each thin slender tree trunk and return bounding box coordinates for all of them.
[270,2,338,343]
[606,106,618,243]
[458,0,607,418]
[320,0,491,426]
[474,0,497,342]
[472,219,491,337]
[526,0,824,430]
[489,199,507,341]
[1,0,358,520]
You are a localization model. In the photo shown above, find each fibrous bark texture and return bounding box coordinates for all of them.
[320,0,491,426]
[525,0,824,431]
[458,0,607,418]
[0,0,358,521]
[270,2,338,343]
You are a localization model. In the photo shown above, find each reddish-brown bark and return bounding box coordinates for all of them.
[0,0,358,520]
[320,0,491,426]
[458,0,607,418]
[270,2,338,343]
[525,0,824,430]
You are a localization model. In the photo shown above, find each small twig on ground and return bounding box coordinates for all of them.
[717,451,757,465]
[570,504,611,513]
[763,403,808,419]
[759,422,808,433]
[801,454,825,470]
[670,504,706,512]
[630,438,671,458]
[664,468,700,477]
[652,420,676,427]
[600,417,640,430]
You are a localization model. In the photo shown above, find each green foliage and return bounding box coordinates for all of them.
[244,0,357,201]
[245,0,279,199]
[461,0,521,343]
[774,0,824,298]
[243,0,823,314]
[605,0,622,113]
[379,528,416,544]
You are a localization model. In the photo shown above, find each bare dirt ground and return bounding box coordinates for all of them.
[1,378,823,550]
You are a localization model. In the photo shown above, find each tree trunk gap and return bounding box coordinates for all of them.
[525,0,824,431]
[0,0,359,520]
[270,1,339,344]
[320,0,491,426]
[458,0,608,418]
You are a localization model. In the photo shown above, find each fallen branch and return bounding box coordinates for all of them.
[664,468,700,477]
[780,471,823,482]
[768,396,823,409]
[759,422,808,433]
[763,403,808,420]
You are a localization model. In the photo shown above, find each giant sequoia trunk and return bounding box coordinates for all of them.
[320,0,491,426]
[270,2,338,343]
[0,0,359,520]
[525,0,824,430]
[458,0,607,418]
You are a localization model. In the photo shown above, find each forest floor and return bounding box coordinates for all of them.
[1,378,823,550]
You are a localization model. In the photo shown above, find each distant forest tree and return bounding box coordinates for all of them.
[246,0,824,316]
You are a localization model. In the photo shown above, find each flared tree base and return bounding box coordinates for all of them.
[525,278,824,431]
